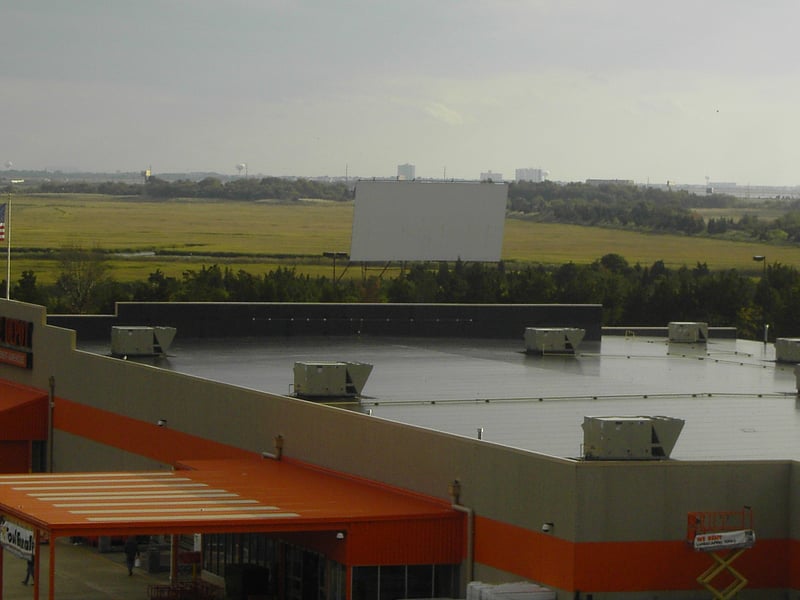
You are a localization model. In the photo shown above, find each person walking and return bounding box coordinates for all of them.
[124,536,139,576]
[22,557,34,585]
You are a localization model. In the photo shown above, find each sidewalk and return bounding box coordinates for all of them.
[2,538,170,600]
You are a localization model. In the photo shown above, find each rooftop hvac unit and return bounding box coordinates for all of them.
[582,415,684,460]
[523,327,585,355]
[776,338,800,363]
[668,321,708,343]
[293,361,373,399]
[110,326,177,357]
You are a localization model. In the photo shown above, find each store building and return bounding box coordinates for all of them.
[0,299,798,599]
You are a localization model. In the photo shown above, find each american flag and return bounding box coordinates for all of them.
[0,203,5,241]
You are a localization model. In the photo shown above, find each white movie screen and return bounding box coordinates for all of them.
[349,181,508,262]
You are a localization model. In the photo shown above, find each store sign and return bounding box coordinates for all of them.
[0,517,35,559]
[693,529,755,551]
[0,317,33,369]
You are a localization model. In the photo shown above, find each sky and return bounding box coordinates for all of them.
[2,1,800,185]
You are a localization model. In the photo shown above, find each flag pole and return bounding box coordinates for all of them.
[5,190,10,300]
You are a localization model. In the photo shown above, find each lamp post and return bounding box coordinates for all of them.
[752,255,766,277]
[753,255,767,343]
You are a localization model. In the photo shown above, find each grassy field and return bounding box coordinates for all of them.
[5,193,799,284]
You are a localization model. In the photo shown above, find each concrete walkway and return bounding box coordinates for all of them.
[2,539,171,600]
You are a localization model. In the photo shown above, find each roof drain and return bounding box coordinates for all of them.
[448,479,474,584]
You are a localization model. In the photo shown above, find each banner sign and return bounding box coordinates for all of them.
[693,529,755,551]
[0,317,33,369]
[0,517,35,559]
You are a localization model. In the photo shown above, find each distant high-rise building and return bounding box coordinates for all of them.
[515,168,547,182]
[480,170,503,182]
[397,163,415,180]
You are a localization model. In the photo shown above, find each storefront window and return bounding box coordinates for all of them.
[203,534,345,600]
[353,564,458,600]
[352,566,379,600]
[378,566,405,600]
[406,565,434,599]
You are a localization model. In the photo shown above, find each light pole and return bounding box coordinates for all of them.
[753,255,767,343]
[752,255,766,277]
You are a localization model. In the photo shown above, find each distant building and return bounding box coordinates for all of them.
[515,168,547,182]
[585,178,635,186]
[480,170,503,182]
[397,163,415,180]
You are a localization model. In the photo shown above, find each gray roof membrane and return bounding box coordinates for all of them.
[80,335,799,462]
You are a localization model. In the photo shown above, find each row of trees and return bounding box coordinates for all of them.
[8,251,799,341]
[508,181,791,240]
[33,176,353,202]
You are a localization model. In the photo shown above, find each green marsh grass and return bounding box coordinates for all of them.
[6,193,798,284]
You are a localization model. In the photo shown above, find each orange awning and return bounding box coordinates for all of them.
[0,457,462,548]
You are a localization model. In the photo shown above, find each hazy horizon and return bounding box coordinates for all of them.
[3,1,800,186]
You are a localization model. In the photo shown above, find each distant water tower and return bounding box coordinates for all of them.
[236,163,248,177]
[397,163,415,180]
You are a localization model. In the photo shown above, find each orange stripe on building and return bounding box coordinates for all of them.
[475,516,575,590]
[54,397,254,463]
[477,515,794,593]
[574,539,789,592]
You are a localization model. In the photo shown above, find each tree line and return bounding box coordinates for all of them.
[507,181,800,242]
[32,176,353,202]
[8,250,800,341]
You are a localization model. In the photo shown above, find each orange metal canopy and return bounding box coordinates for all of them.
[0,381,48,440]
[0,457,459,540]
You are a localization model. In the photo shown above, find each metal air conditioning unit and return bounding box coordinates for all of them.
[293,361,373,399]
[668,321,708,343]
[776,338,800,363]
[582,415,685,460]
[524,327,585,355]
[111,326,177,357]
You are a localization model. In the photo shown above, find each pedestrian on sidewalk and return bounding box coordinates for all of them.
[124,536,139,576]
[22,557,33,585]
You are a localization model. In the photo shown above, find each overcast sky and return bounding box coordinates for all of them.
[3,1,800,185]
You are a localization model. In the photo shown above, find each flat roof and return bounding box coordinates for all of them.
[0,457,455,538]
[79,335,800,462]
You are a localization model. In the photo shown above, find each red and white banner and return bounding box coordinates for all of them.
[693,529,755,551]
